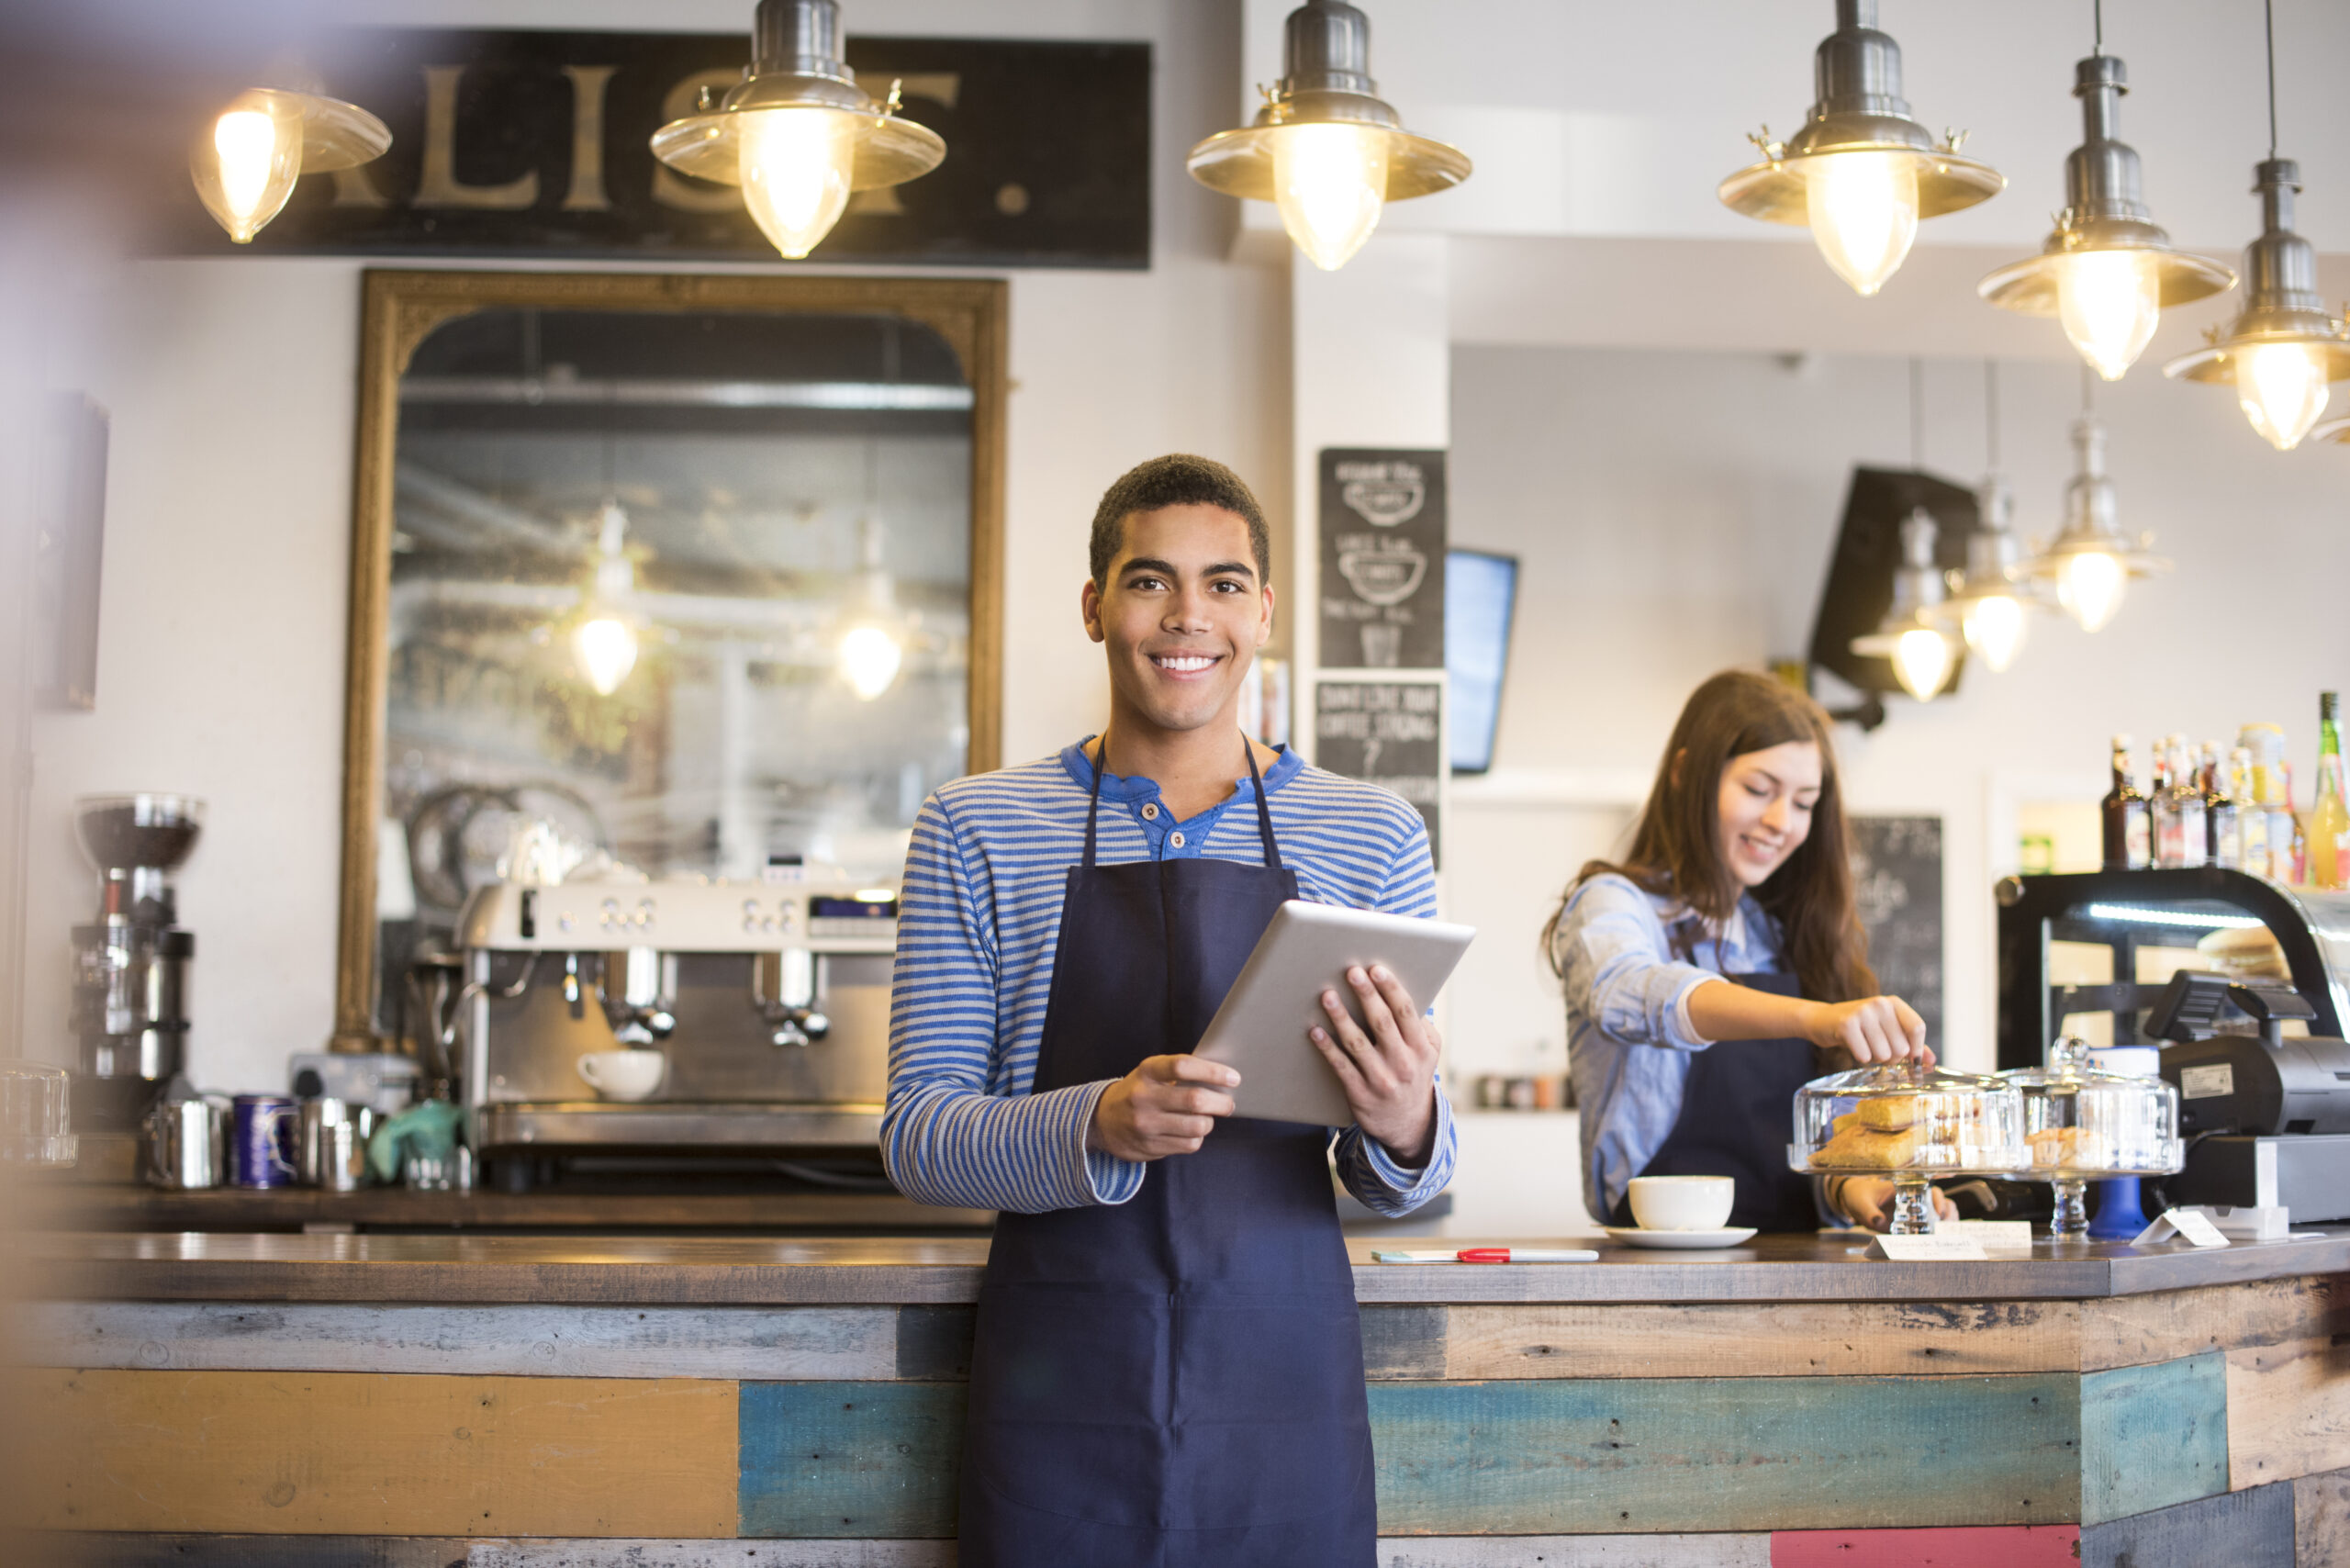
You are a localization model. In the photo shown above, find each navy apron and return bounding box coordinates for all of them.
[1608,971,1821,1233]
[957,737,1378,1568]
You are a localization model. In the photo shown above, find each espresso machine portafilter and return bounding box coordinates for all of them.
[71,793,203,1128]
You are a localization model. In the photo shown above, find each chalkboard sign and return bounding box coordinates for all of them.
[1850,814,1944,1047]
[1319,449,1446,669]
[1315,679,1442,868]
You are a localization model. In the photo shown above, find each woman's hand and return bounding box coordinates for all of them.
[1310,965,1442,1168]
[1833,1176,1959,1232]
[1799,995,1934,1066]
[1087,1055,1239,1162]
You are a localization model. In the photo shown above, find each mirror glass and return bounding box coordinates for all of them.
[373,307,971,1030]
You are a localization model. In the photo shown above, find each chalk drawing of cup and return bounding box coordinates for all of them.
[1337,547,1427,606]
[1341,478,1425,527]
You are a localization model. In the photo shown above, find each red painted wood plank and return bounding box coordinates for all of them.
[1772,1525,2083,1567]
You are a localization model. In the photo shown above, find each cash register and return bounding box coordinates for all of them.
[1996,867,2350,1221]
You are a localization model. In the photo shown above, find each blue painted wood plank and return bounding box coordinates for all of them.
[740,1382,964,1539]
[2078,1480,2294,1568]
[1370,1377,2082,1534]
[2078,1353,2228,1526]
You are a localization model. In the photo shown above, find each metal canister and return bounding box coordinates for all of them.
[229,1093,297,1188]
[145,1093,227,1189]
[296,1097,376,1191]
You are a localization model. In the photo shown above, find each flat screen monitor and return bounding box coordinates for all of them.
[1445,548,1517,774]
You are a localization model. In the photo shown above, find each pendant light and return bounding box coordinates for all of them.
[1925,364,2048,674]
[1186,0,1472,272]
[650,0,946,260]
[191,66,389,243]
[1851,510,1956,701]
[1977,4,2234,380]
[2027,374,2169,633]
[834,445,907,701]
[572,502,643,697]
[1718,0,2002,297]
[2162,0,2350,450]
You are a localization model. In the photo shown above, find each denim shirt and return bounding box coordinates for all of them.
[1550,872,1785,1222]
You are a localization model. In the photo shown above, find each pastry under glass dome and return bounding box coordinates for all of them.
[1999,1035,2184,1237]
[1789,1059,2027,1234]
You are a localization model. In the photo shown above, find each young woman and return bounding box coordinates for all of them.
[1545,670,1948,1233]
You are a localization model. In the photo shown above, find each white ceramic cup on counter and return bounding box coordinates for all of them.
[576,1049,666,1102]
[1627,1175,1736,1231]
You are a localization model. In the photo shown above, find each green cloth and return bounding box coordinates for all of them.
[367,1099,466,1184]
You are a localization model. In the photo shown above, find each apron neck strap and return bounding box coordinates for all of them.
[1082,733,1286,872]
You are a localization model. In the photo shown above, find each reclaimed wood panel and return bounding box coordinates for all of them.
[474,1542,955,1566]
[1378,1536,1767,1565]
[19,1302,894,1381]
[739,1383,965,1539]
[1369,1376,2080,1534]
[2229,1336,2350,1490]
[1363,1305,1449,1380]
[1769,1525,2081,1567]
[15,1534,462,1567]
[2079,1353,2228,1524]
[891,1305,974,1382]
[2077,1480,2295,1568]
[2292,1465,2350,1567]
[17,1369,736,1537]
[1439,1301,2081,1380]
[2081,1277,2345,1372]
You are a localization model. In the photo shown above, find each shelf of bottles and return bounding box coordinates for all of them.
[2101,693,2350,890]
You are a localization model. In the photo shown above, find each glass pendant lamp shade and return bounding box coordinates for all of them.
[1186,0,1471,273]
[1925,476,2046,675]
[572,503,643,696]
[572,617,640,696]
[650,0,945,260]
[2026,417,2168,633]
[190,84,389,243]
[1979,54,2235,380]
[1851,510,1959,701]
[1719,0,2001,297]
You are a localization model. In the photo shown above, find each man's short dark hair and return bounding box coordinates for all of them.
[1088,454,1271,588]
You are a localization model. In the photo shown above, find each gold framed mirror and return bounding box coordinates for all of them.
[333,269,1005,1050]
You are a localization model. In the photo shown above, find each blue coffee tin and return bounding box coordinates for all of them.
[230,1093,297,1188]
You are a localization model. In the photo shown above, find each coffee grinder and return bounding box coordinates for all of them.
[72,793,203,1128]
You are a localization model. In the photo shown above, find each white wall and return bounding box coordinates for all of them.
[1445,342,2350,1079]
[21,0,1291,1092]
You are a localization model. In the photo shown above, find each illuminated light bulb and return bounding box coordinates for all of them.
[198,106,302,243]
[738,108,856,259]
[2237,341,2333,451]
[573,617,639,696]
[837,623,904,700]
[1271,122,1390,272]
[2056,550,2127,633]
[1892,625,1953,701]
[1961,593,2030,674]
[2056,250,2164,381]
[1804,151,1919,297]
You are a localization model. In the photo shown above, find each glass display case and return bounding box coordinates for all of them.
[1790,1060,2026,1234]
[1999,1036,2183,1235]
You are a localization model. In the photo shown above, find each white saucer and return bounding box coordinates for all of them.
[1603,1225,1759,1249]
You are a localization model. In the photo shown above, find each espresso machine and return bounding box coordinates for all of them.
[453,868,900,1188]
[71,793,203,1128]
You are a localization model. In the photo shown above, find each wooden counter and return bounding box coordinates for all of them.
[17,1230,2350,1566]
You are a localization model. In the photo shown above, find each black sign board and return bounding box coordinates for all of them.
[1315,679,1443,868]
[164,29,1150,268]
[1807,465,1975,699]
[1318,448,1446,670]
[1851,814,1944,1047]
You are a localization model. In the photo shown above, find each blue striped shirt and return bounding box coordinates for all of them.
[882,739,1457,1216]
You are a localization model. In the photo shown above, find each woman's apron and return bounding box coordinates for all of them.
[956,739,1378,1568]
[1608,971,1822,1232]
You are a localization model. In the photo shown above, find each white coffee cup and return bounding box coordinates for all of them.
[1628,1175,1736,1231]
[576,1049,666,1102]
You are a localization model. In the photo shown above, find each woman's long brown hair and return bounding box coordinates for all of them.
[1543,669,1876,1003]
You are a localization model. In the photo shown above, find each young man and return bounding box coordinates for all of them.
[882,454,1455,1567]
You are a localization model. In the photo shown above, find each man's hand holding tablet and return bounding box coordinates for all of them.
[1086,1055,1244,1162]
[1311,965,1443,1168]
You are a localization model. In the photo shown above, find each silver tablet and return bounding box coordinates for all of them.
[1194,900,1477,1127]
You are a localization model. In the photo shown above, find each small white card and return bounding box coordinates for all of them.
[1947,1220,2034,1252]
[2131,1207,2232,1249]
[1868,1232,1988,1261]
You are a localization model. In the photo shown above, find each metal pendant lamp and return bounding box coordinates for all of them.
[1186,0,1472,272]
[1977,5,2234,381]
[1719,0,2002,297]
[2026,379,2170,634]
[650,0,946,259]
[1851,510,1957,702]
[1923,365,2051,676]
[2162,0,2350,450]
[190,62,390,243]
